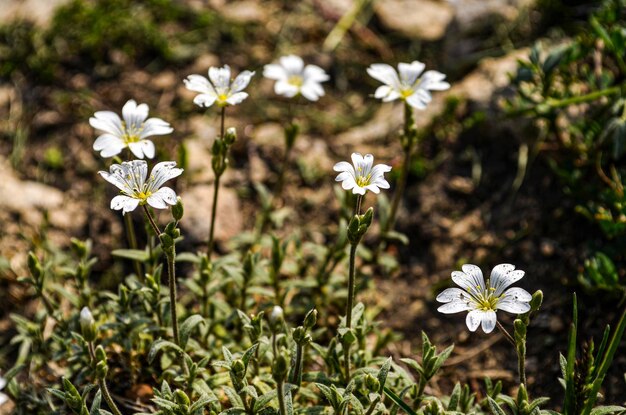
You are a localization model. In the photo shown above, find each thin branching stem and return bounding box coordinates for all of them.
[496,321,516,346]
[208,107,226,255]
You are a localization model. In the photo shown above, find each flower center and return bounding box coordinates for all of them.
[356,174,372,187]
[288,75,304,88]
[400,89,414,99]
[136,190,152,201]
[467,286,500,311]
[123,134,141,144]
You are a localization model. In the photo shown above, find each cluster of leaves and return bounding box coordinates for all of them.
[507,0,626,295]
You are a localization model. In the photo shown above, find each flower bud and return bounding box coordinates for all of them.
[293,326,306,344]
[304,308,317,329]
[95,345,107,363]
[224,127,237,145]
[231,359,246,379]
[269,305,284,327]
[365,374,380,392]
[172,196,184,221]
[284,123,299,149]
[79,307,97,342]
[95,361,108,379]
[27,251,43,280]
[175,390,191,406]
[159,232,174,249]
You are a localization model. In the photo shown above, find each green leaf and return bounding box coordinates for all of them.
[111,249,150,262]
[180,314,205,348]
[242,343,259,367]
[89,389,102,415]
[383,387,418,415]
[253,390,277,412]
[590,406,626,415]
[148,339,183,363]
[447,383,461,411]
[488,397,507,415]
[376,357,393,393]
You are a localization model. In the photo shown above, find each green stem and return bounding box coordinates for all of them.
[386,103,414,234]
[365,396,381,415]
[142,206,188,376]
[274,139,294,203]
[517,346,526,386]
[346,243,358,329]
[510,86,621,116]
[123,213,142,279]
[208,174,221,255]
[208,107,226,255]
[496,321,516,346]
[291,343,304,388]
[88,343,123,415]
[277,380,287,415]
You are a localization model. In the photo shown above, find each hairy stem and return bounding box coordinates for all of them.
[88,343,123,415]
[207,174,221,255]
[123,213,142,279]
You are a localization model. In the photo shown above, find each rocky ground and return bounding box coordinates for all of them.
[0,0,624,409]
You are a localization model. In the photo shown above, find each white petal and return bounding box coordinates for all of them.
[122,197,140,213]
[367,63,401,88]
[372,178,390,189]
[490,264,523,296]
[420,70,450,91]
[365,184,380,194]
[335,171,353,183]
[0,377,6,390]
[99,170,129,193]
[351,153,364,170]
[111,195,132,211]
[406,93,428,110]
[147,187,177,209]
[226,92,248,105]
[436,287,469,302]
[184,74,213,94]
[303,64,329,82]
[481,310,497,333]
[497,287,532,314]
[231,70,255,92]
[300,83,323,101]
[141,118,173,137]
[438,299,473,314]
[263,63,288,81]
[462,264,486,288]
[139,140,155,159]
[275,81,300,97]
[333,161,355,174]
[0,393,8,406]
[374,85,394,99]
[193,93,217,108]
[122,99,149,128]
[398,61,425,86]
[148,161,183,191]
[89,111,124,136]
[352,185,367,195]
[209,66,231,89]
[93,134,126,158]
[465,309,482,331]
[381,90,402,102]
[280,55,304,74]
[339,176,356,189]
[128,141,145,159]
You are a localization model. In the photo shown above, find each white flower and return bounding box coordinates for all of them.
[90,99,173,159]
[367,61,450,109]
[184,65,255,108]
[99,160,183,214]
[333,153,392,195]
[0,376,8,406]
[263,55,330,101]
[436,264,532,334]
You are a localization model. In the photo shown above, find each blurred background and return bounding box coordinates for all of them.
[0,0,625,407]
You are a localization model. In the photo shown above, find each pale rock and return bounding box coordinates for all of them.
[221,0,268,24]
[374,0,454,41]
[179,184,243,244]
[0,0,70,26]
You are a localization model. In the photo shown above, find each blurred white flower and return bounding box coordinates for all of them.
[367,61,450,109]
[263,55,330,101]
[99,160,183,214]
[436,264,531,334]
[184,65,255,108]
[80,307,94,327]
[333,153,391,195]
[0,376,8,406]
[90,99,173,159]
